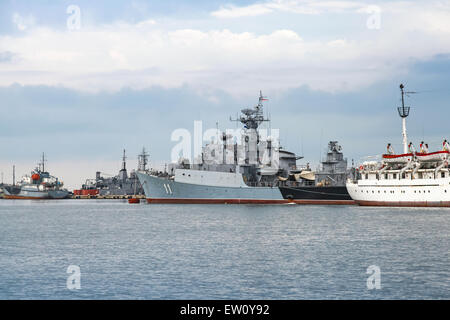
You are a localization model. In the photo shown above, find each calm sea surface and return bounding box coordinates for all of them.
[0,200,448,299]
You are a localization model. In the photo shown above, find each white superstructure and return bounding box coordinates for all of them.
[347,160,450,206]
[347,84,450,207]
[174,168,249,188]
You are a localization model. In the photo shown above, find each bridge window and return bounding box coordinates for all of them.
[442,172,446,178]
[393,173,397,179]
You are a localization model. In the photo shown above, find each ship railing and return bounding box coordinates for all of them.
[245,180,305,188]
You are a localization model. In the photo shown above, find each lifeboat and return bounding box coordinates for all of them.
[415,151,450,162]
[382,153,414,163]
[31,173,40,181]
[128,198,140,204]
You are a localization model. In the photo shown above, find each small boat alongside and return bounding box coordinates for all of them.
[381,153,414,164]
[415,151,450,162]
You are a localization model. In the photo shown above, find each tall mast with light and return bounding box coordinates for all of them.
[397,84,412,154]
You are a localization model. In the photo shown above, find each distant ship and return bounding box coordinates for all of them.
[73,149,146,197]
[347,84,450,207]
[3,154,69,199]
[137,92,352,204]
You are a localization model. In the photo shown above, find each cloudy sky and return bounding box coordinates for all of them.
[1,0,450,189]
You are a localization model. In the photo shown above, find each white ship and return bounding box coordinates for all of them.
[3,153,69,200]
[346,84,450,207]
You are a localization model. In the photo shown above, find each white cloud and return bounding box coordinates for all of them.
[0,1,449,96]
[212,4,275,18]
[211,0,369,18]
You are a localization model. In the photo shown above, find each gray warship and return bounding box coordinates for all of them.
[74,149,147,197]
[137,92,352,204]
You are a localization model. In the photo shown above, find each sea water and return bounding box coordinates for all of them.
[0,200,448,299]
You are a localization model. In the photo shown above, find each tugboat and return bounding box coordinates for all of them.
[3,153,69,199]
[346,84,450,207]
[137,92,353,204]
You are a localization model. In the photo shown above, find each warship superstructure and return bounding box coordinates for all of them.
[3,154,69,199]
[137,92,352,204]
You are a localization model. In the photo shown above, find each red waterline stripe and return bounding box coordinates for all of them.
[3,195,49,200]
[356,200,450,207]
[146,198,355,205]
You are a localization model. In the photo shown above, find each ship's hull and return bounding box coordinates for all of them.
[279,186,352,201]
[137,172,354,205]
[3,188,49,199]
[48,190,70,199]
[137,172,286,204]
[346,179,450,207]
[3,185,69,200]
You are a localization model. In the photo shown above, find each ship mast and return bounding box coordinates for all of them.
[230,91,270,130]
[122,149,127,171]
[119,149,128,181]
[138,147,149,172]
[230,91,271,165]
[398,84,410,154]
[41,152,46,172]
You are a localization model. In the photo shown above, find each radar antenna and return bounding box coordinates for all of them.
[230,91,270,130]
